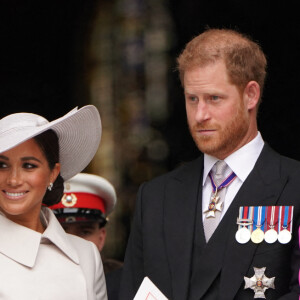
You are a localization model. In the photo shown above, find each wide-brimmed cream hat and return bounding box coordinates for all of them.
[0,105,101,181]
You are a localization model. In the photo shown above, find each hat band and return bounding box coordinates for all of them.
[50,192,106,214]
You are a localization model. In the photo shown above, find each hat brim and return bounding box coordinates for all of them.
[0,105,101,181]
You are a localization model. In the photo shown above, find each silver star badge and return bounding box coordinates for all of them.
[244,267,275,299]
[203,191,223,218]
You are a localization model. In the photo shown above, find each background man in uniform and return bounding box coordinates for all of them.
[50,172,122,299]
[119,28,300,299]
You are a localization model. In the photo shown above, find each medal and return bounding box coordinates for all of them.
[251,228,264,244]
[264,228,278,244]
[236,207,252,243]
[264,206,278,244]
[204,169,237,219]
[278,229,291,244]
[251,206,265,244]
[277,206,293,244]
[236,226,251,244]
[244,267,275,298]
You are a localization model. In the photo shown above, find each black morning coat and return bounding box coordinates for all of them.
[119,144,300,300]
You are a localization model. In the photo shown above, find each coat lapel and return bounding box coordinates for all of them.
[164,157,204,300]
[0,208,80,268]
[0,213,41,267]
[42,208,79,264]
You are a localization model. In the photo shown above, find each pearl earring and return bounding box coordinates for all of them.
[48,183,53,191]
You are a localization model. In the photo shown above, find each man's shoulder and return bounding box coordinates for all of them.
[279,154,300,178]
[261,144,300,175]
[145,156,202,185]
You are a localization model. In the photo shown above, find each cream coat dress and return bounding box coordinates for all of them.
[0,207,107,300]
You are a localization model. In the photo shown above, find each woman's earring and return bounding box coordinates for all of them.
[48,183,53,191]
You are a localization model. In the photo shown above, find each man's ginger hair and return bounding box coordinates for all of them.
[177,28,267,102]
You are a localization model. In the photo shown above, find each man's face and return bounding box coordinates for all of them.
[184,60,255,159]
[62,221,106,252]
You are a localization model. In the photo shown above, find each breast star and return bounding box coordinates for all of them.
[244,267,275,299]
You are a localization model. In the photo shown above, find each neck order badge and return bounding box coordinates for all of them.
[203,162,237,218]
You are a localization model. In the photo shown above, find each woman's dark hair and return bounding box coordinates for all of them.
[34,129,64,206]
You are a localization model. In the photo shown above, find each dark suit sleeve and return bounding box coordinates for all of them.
[119,184,146,300]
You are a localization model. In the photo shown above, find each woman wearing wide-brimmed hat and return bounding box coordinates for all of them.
[0,105,107,299]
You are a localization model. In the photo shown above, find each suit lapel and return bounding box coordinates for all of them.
[164,157,204,300]
[189,145,289,299]
[218,145,288,299]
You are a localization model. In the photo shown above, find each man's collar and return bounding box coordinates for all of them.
[203,132,264,185]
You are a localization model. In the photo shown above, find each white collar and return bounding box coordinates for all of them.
[0,207,79,267]
[203,132,264,185]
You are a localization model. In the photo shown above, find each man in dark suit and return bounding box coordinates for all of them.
[119,28,300,299]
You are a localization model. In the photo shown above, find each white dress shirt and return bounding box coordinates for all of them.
[0,207,107,300]
[202,132,264,222]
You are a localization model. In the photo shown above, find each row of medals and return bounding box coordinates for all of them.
[235,219,292,244]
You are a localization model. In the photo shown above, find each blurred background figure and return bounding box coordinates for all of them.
[49,173,123,299]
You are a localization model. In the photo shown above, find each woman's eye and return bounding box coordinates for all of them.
[0,162,8,169]
[23,163,37,169]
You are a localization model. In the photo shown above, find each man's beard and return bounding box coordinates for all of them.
[189,104,249,159]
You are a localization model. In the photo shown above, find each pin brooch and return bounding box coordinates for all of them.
[62,193,78,207]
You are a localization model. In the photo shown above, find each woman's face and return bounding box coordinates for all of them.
[0,138,60,227]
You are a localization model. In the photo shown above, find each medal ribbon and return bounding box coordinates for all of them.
[289,206,294,233]
[262,206,267,232]
[266,206,279,232]
[279,206,294,233]
[238,207,243,230]
[267,206,274,229]
[252,206,266,231]
[237,206,252,230]
[208,171,237,193]
[248,206,254,232]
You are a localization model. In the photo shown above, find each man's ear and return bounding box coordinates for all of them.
[244,81,260,110]
[96,227,107,252]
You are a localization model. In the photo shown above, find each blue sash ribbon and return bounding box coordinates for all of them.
[208,171,237,193]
